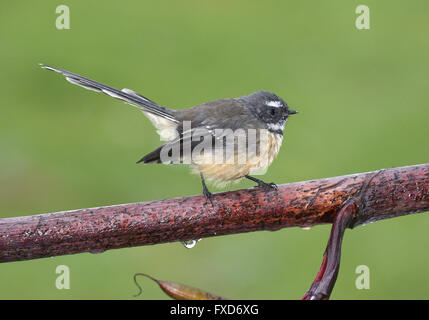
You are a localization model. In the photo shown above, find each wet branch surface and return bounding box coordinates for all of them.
[1,164,428,299]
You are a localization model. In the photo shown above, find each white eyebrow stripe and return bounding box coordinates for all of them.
[266,100,282,108]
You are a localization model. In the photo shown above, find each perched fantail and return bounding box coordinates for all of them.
[41,65,297,202]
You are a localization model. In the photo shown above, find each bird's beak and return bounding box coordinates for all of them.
[288,109,298,115]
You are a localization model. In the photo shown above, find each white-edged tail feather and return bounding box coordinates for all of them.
[40,64,178,124]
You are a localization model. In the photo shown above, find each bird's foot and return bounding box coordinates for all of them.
[200,173,214,206]
[245,175,278,191]
[258,182,279,190]
[203,188,214,206]
[257,181,278,191]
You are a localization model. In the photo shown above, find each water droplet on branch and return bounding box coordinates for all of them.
[181,239,202,249]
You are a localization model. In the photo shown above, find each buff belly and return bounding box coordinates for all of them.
[191,132,283,186]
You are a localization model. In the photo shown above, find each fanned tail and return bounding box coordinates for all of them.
[40,64,178,124]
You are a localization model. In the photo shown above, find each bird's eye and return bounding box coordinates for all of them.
[270,107,277,116]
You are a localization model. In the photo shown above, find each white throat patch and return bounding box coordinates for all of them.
[267,119,286,132]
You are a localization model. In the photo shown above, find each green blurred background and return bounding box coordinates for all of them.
[0,0,428,299]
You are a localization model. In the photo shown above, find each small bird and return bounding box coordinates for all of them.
[41,64,297,202]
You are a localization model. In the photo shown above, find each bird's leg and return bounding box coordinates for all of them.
[245,175,278,191]
[200,173,214,205]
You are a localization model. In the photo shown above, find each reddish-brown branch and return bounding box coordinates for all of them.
[0,164,428,265]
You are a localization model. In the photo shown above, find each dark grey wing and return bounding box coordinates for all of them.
[138,98,264,164]
[137,124,260,166]
[40,64,178,123]
[175,98,258,130]
[137,126,215,164]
